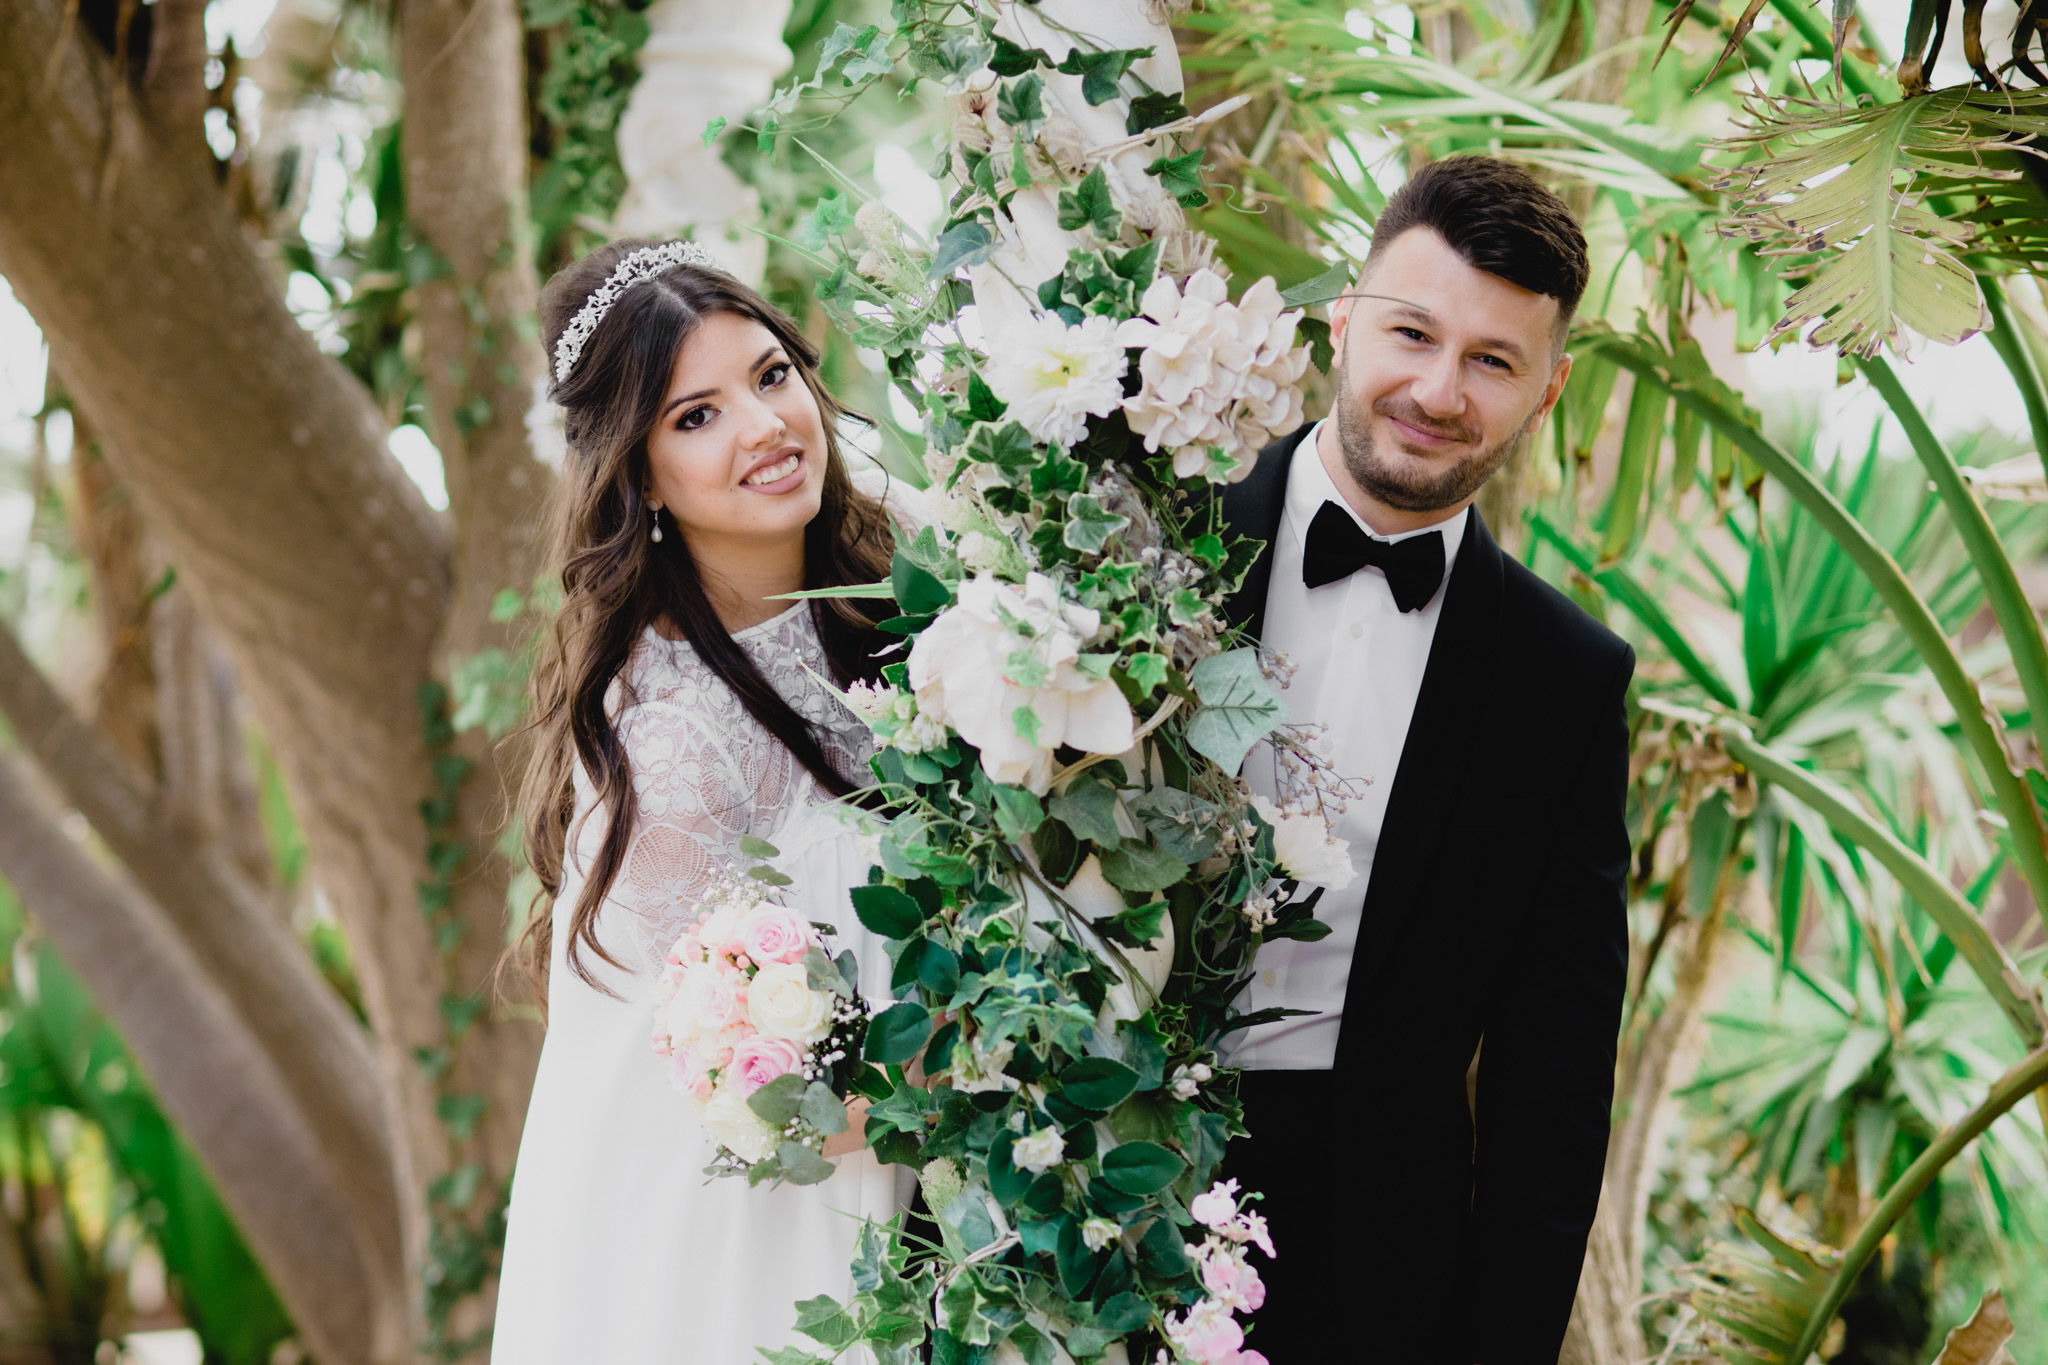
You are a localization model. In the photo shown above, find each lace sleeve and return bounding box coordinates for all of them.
[601,699,756,970]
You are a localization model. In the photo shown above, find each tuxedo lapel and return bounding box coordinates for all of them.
[1219,424,1311,643]
[1331,508,1507,1071]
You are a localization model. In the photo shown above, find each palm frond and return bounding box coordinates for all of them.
[1712,85,2048,356]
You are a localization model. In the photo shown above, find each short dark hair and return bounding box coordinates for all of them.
[1363,155,1588,347]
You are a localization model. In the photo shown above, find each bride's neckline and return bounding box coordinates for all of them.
[644,599,807,649]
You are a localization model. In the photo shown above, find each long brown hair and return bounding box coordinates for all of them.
[514,239,896,1001]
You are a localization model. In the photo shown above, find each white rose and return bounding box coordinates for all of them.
[1081,1217,1121,1252]
[950,1034,1018,1094]
[908,572,1135,794]
[746,962,835,1043]
[701,1082,779,1163]
[1251,795,1356,890]
[1013,1125,1065,1174]
[667,966,745,1044]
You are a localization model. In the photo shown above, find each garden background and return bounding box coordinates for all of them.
[1,0,2046,1362]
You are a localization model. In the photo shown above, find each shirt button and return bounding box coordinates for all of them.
[1350,622,1365,640]
[1261,969,1278,987]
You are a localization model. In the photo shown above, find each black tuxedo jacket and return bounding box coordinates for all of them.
[1218,426,1634,1365]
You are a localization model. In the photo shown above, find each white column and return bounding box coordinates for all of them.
[614,0,794,283]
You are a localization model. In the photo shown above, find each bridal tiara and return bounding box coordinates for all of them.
[552,239,722,384]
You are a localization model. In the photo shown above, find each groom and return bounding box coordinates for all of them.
[1219,156,1634,1364]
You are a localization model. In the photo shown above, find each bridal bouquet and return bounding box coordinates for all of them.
[650,868,870,1186]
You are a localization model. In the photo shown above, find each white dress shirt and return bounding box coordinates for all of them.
[1223,420,1468,1070]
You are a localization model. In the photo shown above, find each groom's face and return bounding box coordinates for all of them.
[1328,226,1572,521]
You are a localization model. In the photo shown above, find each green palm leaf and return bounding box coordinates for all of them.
[1713,86,2048,356]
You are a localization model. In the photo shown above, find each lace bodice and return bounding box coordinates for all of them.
[563,601,876,975]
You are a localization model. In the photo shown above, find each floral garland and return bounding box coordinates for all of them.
[724,5,1360,1361]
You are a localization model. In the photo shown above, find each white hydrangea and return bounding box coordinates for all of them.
[908,572,1135,794]
[1115,270,1311,482]
[1251,794,1356,890]
[981,311,1129,451]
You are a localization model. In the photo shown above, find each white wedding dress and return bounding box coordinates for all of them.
[492,601,913,1364]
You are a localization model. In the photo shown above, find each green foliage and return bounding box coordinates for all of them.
[0,889,296,1362]
[527,0,655,266]
[1713,87,2048,356]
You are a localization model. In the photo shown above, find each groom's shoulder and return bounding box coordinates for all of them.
[1495,553,1634,685]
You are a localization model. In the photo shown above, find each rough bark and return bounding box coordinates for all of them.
[0,619,409,1354]
[0,749,385,1365]
[395,7,551,1342]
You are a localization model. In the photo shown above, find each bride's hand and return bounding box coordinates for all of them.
[822,1096,872,1159]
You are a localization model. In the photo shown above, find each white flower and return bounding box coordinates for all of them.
[1251,794,1356,890]
[958,530,1005,573]
[950,1033,1018,1093]
[1115,270,1310,482]
[701,1082,779,1163]
[746,962,835,1043]
[894,710,950,755]
[1081,1217,1121,1252]
[841,679,903,727]
[1013,1125,1065,1174]
[908,572,1135,794]
[1170,1061,1214,1101]
[981,311,1128,451]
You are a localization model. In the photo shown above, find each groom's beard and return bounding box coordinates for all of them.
[1334,383,1527,515]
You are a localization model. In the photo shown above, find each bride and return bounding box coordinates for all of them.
[492,238,914,1363]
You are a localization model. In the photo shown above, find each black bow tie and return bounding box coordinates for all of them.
[1301,501,1445,611]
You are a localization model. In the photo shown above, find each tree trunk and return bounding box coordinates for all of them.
[0,0,545,1351]
[0,749,389,1364]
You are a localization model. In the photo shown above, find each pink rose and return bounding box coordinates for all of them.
[739,905,815,966]
[670,1047,715,1100]
[1237,1353,1269,1365]
[726,1036,806,1094]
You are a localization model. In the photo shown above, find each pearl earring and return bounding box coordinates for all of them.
[649,505,664,544]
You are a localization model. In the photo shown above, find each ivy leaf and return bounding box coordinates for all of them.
[700,116,727,148]
[1185,648,1286,773]
[997,74,1047,136]
[1125,91,1188,136]
[963,418,1036,472]
[1057,165,1121,240]
[792,1296,859,1350]
[929,220,996,280]
[1145,150,1206,208]
[1100,1140,1186,1195]
[1055,45,1152,105]
[1129,788,1222,862]
[933,32,995,79]
[819,22,893,86]
[991,783,1047,841]
[1062,493,1131,555]
[1122,652,1169,699]
[989,33,1050,77]
[1098,838,1189,893]
[1049,776,1122,846]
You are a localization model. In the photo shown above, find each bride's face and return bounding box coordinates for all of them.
[644,310,828,552]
